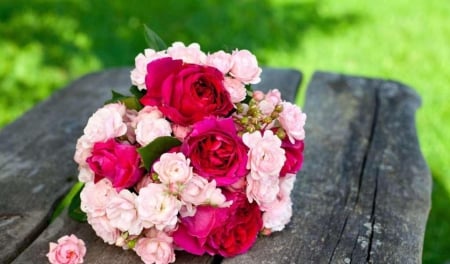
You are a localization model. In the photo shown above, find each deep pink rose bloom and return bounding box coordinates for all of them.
[181,117,248,186]
[87,139,145,191]
[280,137,304,177]
[173,191,262,257]
[140,57,234,126]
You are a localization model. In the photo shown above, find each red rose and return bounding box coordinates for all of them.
[87,139,145,191]
[280,138,304,177]
[140,57,234,126]
[173,192,262,257]
[181,117,248,186]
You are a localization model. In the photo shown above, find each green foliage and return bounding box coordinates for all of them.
[1,0,449,262]
[66,182,87,222]
[138,136,182,171]
[144,25,167,51]
[105,89,143,111]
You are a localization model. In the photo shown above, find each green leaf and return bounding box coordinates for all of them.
[68,183,87,222]
[129,85,146,99]
[143,25,167,51]
[105,90,143,111]
[242,84,254,104]
[138,136,182,170]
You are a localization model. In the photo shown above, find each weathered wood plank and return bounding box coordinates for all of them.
[9,67,301,263]
[224,72,431,264]
[0,69,131,263]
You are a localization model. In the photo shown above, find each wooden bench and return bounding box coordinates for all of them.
[0,67,431,263]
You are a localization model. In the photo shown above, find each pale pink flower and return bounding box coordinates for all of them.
[227,176,246,192]
[135,174,154,193]
[74,135,92,167]
[47,234,86,264]
[246,174,279,206]
[80,179,116,217]
[265,89,282,105]
[278,102,307,143]
[131,49,168,90]
[252,90,265,101]
[261,173,296,231]
[47,235,86,264]
[123,109,139,144]
[106,189,143,235]
[171,124,192,141]
[242,130,286,179]
[180,175,229,210]
[167,42,206,64]
[153,153,193,191]
[136,183,181,231]
[230,49,262,84]
[258,89,282,115]
[223,76,247,103]
[134,229,175,264]
[77,166,94,183]
[205,50,233,74]
[135,106,164,124]
[83,103,127,143]
[135,114,172,146]
[87,215,120,245]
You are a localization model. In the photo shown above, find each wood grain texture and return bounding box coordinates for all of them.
[223,72,431,264]
[8,67,301,263]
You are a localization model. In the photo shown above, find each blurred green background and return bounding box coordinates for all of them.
[0,0,448,262]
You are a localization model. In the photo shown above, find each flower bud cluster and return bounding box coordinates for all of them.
[234,97,285,139]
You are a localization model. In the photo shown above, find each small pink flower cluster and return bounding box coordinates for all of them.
[73,42,306,264]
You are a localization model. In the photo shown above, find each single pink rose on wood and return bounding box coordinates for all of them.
[47,234,86,264]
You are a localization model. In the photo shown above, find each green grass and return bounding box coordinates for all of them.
[1,0,449,263]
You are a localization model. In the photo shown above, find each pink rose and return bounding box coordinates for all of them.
[131,49,168,90]
[258,89,282,115]
[47,234,86,264]
[80,179,116,217]
[83,103,127,143]
[246,174,279,206]
[135,112,172,146]
[229,50,262,84]
[86,139,145,191]
[106,189,142,235]
[180,175,228,209]
[181,118,248,186]
[134,174,154,193]
[74,135,92,167]
[173,192,262,257]
[223,76,246,103]
[134,229,175,264]
[205,50,233,74]
[280,138,304,176]
[136,183,181,231]
[278,102,307,143]
[153,152,193,192]
[171,124,192,141]
[87,215,120,245]
[167,42,206,64]
[77,166,94,183]
[242,130,286,179]
[140,57,234,126]
[262,173,296,231]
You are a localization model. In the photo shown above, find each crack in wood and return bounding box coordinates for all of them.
[365,88,381,263]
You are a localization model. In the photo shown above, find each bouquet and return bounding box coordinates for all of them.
[72,31,306,264]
